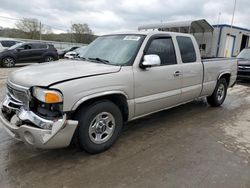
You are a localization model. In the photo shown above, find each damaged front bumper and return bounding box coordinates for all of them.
[0,95,78,149]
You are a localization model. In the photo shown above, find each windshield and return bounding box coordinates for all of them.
[237,48,250,59]
[81,34,145,65]
[75,46,86,53]
[62,46,72,52]
[8,42,24,50]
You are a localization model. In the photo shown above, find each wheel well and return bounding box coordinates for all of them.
[219,73,230,86]
[74,94,129,122]
[2,56,16,61]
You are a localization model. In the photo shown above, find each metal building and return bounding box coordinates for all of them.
[211,25,250,57]
[138,19,250,58]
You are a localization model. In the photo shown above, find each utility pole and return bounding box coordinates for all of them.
[70,20,73,43]
[217,12,221,29]
[39,21,42,40]
[230,0,237,32]
[225,0,237,57]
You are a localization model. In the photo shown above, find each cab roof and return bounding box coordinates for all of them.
[102,30,193,37]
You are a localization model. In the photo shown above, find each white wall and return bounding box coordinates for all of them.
[192,26,250,58]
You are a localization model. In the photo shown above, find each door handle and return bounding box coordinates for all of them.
[174,71,182,77]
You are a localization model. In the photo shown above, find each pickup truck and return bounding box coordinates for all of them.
[0,31,237,154]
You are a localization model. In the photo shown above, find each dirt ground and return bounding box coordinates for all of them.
[0,65,250,188]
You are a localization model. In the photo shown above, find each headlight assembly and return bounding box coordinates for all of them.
[32,87,63,104]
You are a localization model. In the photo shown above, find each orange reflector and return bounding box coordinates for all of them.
[45,92,61,103]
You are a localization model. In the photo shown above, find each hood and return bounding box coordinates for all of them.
[65,51,76,56]
[8,60,121,88]
[0,48,12,54]
[238,59,250,66]
[0,48,8,52]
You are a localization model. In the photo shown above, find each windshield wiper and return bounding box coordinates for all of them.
[79,57,86,60]
[88,57,110,64]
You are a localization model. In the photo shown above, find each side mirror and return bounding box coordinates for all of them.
[141,54,161,69]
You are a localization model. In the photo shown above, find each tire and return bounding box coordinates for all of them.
[207,78,228,107]
[1,57,15,68]
[75,100,123,154]
[44,56,54,62]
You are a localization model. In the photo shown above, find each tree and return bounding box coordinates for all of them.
[15,18,52,39]
[71,23,93,43]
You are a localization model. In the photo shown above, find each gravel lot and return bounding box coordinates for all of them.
[0,65,250,188]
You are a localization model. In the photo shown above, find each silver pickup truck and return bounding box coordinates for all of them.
[0,31,237,153]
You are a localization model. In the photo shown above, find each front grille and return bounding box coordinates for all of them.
[7,84,29,109]
[238,66,250,70]
[238,71,250,76]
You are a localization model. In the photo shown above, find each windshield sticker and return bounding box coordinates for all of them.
[123,36,141,41]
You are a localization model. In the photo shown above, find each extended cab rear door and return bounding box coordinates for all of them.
[134,35,182,117]
[175,36,203,102]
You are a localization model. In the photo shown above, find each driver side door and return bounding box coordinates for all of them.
[134,36,182,117]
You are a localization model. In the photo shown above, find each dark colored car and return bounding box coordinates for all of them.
[58,46,80,58]
[0,42,59,67]
[237,48,250,80]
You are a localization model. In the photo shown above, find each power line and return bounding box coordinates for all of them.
[0,15,70,32]
[0,15,22,21]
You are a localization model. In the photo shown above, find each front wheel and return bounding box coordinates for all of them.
[1,57,15,68]
[207,78,228,107]
[75,100,123,154]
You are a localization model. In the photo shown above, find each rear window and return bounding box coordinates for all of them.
[176,36,197,63]
[1,41,17,47]
[48,44,55,49]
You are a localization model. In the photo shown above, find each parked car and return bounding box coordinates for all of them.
[58,46,80,58]
[0,31,237,154]
[237,48,250,80]
[0,42,59,67]
[64,46,87,59]
[0,39,20,52]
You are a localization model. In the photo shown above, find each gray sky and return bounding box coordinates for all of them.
[0,0,249,35]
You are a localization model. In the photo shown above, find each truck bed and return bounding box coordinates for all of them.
[200,58,238,97]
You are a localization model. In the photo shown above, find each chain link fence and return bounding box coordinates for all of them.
[0,37,87,49]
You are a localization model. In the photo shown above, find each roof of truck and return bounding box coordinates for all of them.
[102,30,192,37]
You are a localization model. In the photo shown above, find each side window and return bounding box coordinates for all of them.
[71,47,78,51]
[146,38,177,65]
[23,44,32,50]
[40,44,47,49]
[176,36,197,63]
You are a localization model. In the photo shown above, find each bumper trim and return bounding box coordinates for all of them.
[0,108,78,149]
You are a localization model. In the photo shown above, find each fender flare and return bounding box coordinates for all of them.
[71,90,129,111]
[1,55,16,62]
[217,71,231,81]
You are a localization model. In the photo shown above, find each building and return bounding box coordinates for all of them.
[211,25,250,57]
[138,19,250,58]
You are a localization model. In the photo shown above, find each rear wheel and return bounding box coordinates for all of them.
[75,100,123,154]
[44,56,54,62]
[1,57,15,68]
[207,78,228,107]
